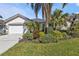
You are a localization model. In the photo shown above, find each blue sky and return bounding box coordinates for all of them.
[0,3,79,20]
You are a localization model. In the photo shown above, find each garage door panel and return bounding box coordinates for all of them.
[9,26,23,34]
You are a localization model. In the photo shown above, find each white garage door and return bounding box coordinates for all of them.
[9,25,24,34]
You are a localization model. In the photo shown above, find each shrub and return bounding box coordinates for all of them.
[40,30,68,43]
[40,33,54,43]
[72,29,79,38]
[51,30,63,40]
[39,32,45,38]
[23,32,33,40]
[48,27,53,33]
[33,29,40,39]
[70,21,79,38]
[50,30,68,41]
[62,31,69,39]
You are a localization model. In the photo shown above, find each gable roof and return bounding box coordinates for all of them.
[5,14,30,23]
[5,14,45,23]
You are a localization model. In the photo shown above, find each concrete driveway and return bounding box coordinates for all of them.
[0,34,22,55]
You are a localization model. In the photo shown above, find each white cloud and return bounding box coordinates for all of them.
[75,12,79,14]
[0,4,36,19]
[75,3,79,6]
[0,7,27,20]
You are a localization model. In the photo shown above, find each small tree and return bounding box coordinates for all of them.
[32,21,40,39]
[24,21,34,33]
[24,21,41,40]
[49,9,69,30]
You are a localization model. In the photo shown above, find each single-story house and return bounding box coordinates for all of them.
[0,14,44,34]
[0,13,78,34]
[5,14,30,34]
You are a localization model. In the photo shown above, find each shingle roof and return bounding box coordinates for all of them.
[5,14,30,23]
[5,14,45,23]
[31,18,45,23]
[68,14,79,22]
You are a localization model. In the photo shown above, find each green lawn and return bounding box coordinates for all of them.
[1,38,79,56]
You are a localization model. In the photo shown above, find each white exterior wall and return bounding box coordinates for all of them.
[6,17,28,34]
[6,17,25,25]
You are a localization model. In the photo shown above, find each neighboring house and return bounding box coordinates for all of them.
[60,21,71,30]
[0,20,6,35]
[60,14,77,30]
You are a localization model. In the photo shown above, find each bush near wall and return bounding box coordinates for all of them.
[39,30,68,43]
[22,30,68,43]
[23,32,33,40]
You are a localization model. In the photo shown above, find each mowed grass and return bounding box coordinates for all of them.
[1,38,79,56]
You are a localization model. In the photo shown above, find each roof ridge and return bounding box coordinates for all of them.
[5,13,30,23]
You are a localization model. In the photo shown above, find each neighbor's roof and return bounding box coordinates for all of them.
[68,14,79,22]
[31,18,45,23]
[5,14,30,23]
[0,20,5,24]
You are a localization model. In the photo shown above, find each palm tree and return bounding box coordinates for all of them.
[50,9,62,30]
[50,9,69,30]
[29,3,67,34]
[24,20,41,39]
[24,21,34,33]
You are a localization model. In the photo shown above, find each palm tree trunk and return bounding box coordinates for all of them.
[44,3,52,34]
[45,12,48,34]
[44,4,49,34]
[45,22,48,34]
